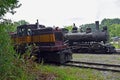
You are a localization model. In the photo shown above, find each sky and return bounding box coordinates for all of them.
[5,0,120,27]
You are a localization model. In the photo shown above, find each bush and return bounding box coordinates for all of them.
[0,24,32,80]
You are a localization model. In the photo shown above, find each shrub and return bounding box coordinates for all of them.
[0,24,32,80]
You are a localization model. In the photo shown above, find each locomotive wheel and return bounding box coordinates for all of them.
[30,51,43,63]
[64,49,72,62]
[37,54,43,63]
[29,44,43,63]
[37,49,72,64]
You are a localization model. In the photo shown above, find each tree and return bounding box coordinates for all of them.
[101,18,120,27]
[0,0,21,19]
[14,20,29,26]
[64,25,73,31]
[109,24,120,37]
[0,19,29,32]
[80,23,96,32]
[101,18,120,37]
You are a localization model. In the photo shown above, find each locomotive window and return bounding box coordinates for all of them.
[55,32,63,41]
[17,27,27,36]
[21,28,27,36]
[27,29,32,35]
[17,28,22,36]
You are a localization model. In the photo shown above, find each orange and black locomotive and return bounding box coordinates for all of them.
[10,20,72,63]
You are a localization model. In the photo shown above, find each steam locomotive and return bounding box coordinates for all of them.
[10,20,72,63]
[64,21,116,53]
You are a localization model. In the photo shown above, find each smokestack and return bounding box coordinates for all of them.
[95,21,99,30]
[36,19,39,29]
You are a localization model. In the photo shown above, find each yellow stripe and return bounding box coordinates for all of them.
[12,34,55,44]
[14,36,31,44]
[32,34,55,43]
[26,36,31,43]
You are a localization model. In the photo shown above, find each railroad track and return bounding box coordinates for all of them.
[63,61,120,72]
[73,49,120,54]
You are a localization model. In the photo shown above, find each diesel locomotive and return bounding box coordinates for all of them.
[10,20,72,63]
[64,21,116,53]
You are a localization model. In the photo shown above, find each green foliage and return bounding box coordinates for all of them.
[111,42,120,48]
[0,24,14,79]
[14,20,29,26]
[101,18,120,27]
[80,23,96,32]
[101,18,120,38]
[0,24,17,79]
[0,0,21,18]
[0,24,34,80]
[109,24,120,37]
[38,64,104,80]
[64,25,73,31]
[1,19,17,32]
[0,19,29,32]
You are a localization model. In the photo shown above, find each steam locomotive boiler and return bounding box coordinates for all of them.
[64,21,116,53]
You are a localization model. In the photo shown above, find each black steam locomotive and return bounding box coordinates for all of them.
[64,21,116,53]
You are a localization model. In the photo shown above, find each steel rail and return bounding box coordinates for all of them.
[69,61,120,67]
[63,61,120,72]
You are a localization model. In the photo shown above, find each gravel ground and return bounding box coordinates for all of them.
[73,53,120,80]
[73,53,120,64]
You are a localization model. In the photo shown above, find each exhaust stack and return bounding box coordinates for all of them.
[36,19,39,29]
[95,21,99,30]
